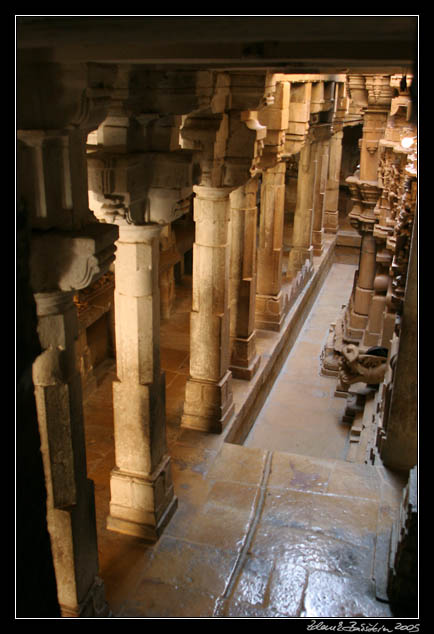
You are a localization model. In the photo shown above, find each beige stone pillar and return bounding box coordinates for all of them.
[229,178,261,380]
[32,289,110,618]
[362,242,391,347]
[255,162,287,331]
[323,130,344,234]
[287,137,318,280]
[353,231,377,322]
[107,223,177,540]
[181,186,235,433]
[312,134,330,255]
[344,74,394,342]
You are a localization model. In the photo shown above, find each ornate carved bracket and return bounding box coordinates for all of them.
[30,223,118,294]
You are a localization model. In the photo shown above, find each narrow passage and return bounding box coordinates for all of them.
[244,261,357,460]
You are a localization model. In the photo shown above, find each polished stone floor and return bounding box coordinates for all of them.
[83,251,406,619]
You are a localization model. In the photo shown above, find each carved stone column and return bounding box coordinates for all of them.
[229,178,261,380]
[180,73,268,429]
[323,130,344,234]
[362,242,391,347]
[255,161,288,331]
[30,224,117,618]
[107,223,177,539]
[343,74,394,342]
[287,135,318,280]
[312,131,331,256]
[181,186,235,432]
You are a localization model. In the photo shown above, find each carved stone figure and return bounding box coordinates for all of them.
[338,343,387,390]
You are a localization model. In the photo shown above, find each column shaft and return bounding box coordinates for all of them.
[108,224,177,540]
[181,186,235,433]
[229,178,261,380]
[312,137,330,255]
[32,291,108,618]
[287,139,318,280]
[255,162,287,331]
[323,130,344,233]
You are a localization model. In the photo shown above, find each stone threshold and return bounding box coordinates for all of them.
[223,233,337,446]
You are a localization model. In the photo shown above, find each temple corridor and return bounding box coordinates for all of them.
[82,252,406,618]
[16,16,418,621]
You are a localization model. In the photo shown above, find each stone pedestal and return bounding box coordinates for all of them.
[181,186,235,433]
[287,138,317,281]
[255,162,288,331]
[229,179,261,380]
[108,223,177,539]
[32,290,110,618]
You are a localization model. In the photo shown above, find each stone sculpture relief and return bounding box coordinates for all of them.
[338,343,388,391]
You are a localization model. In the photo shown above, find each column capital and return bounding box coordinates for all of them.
[33,290,76,317]
[193,184,233,200]
[30,223,118,294]
[17,58,117,132]
[117,222,163,243]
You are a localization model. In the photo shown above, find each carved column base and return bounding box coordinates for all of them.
[323,210,339,234]
[181,371,235,433]
[345,309,368,341]
[107,456,177,541]
[363,294,387,348]
[287,246,314,281]
[60,576,111,618]
[255,290,288,332]
[312,229,324,256]
[320,312,345,377]
[381,312,397,348]
[230,332,261,380]
[353,286,375,316]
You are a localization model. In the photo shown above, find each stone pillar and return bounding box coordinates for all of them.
[159,224,180,321]
[181,186,235,433]
[323,130,344,234]
[32,290,109,617]
[255,162,288,331]
[350,231,377,336]
[312,133,330,255]
[287,136,318,280]
[107,223,177,539]
[343,74,394,342]
[229,178,261,380]
[362,241,391,347]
